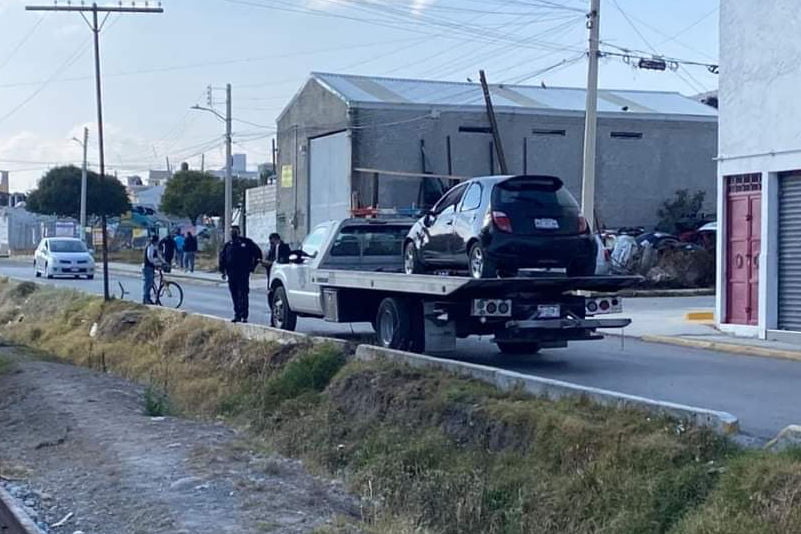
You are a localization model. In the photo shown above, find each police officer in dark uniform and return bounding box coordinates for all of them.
[218,225,262,322]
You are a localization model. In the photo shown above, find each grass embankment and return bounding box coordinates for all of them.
[0,278,800,533]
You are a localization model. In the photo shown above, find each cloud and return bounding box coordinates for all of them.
[304,0,434,15]
[410,0,434,15]
[0,124,156,192]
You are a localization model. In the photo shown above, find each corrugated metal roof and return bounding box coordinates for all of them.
[311,72,717,117]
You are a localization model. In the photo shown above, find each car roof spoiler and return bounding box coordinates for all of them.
[499,175,564,191]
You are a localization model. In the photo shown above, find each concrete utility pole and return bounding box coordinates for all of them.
[225,83,233,240]
[192,84,233,240]
[581,0,601,227]
[71,127,89,246]
[26,2,163,301]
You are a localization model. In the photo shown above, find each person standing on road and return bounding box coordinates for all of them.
[142,234,163,304]
[174,231,185,270]
[262,232,290,279]
[218,225,262,323]
[183,231,198,273]
[159,233,176,269]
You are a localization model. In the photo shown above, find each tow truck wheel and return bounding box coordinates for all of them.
[375,297,422,352]
[271,285,297,331]
[496,342,540,355]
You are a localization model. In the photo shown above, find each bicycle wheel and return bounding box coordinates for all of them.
[157,280,184,308]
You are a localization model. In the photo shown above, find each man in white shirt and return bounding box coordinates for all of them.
[142,234,163,304]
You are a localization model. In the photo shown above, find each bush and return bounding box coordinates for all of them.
[657,189,707,234]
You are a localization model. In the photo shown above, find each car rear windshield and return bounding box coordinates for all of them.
[329,225,410,257]
[49,240,87,253]
[492,176,578,209]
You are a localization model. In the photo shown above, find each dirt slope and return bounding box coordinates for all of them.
[0,347,359,534]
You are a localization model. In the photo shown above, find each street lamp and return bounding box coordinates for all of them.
[71,127,89,246]
[190,82,232,240]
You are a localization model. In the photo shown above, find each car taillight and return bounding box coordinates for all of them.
[578,215,590,234]
[492,211,513,233]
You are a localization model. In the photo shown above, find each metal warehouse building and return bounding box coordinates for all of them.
[276,72,717,244]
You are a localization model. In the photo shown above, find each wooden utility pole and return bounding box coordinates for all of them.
[26,2,163,300]
[479,70,508,175]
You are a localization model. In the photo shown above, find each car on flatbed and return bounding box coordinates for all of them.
[404,174,597,279]
[268,218,636,355]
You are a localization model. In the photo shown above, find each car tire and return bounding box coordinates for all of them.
[270,285,297,331]
[403,241,424,274]
[497,341,540,355]
[45,262,54,279]
[468,242,497,279]
[34,261,41,278]
[375,297,424,352]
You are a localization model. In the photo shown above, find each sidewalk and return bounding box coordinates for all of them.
[603,296,801,361]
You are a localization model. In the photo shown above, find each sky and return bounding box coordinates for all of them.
[0,0,719,192]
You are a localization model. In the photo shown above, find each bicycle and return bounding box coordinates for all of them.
[149,266,184,308]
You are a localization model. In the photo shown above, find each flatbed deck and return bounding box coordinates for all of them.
[312,270,642,298]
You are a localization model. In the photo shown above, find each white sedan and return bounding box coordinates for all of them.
[34,237,95,279]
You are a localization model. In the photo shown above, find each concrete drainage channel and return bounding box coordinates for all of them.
[0,487,44,534]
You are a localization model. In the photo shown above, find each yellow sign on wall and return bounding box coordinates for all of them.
[281,164,293,188]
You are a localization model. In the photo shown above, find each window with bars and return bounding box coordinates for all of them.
[726,173,762,193]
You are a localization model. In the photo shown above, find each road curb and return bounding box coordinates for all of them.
[641,335,801,362]
[685,310,714,321]
[354,345,740,436]
[0,486,44,534]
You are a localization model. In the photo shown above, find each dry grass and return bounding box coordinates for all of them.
[2,279,801,533]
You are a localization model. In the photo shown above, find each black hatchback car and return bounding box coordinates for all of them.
[403,175,597,278]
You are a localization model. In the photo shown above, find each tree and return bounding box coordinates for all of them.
[27,165,130,218]
[160,170,223,225]
[656,189,707,234]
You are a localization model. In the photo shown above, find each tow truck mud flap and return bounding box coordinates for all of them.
[423,302,456,353]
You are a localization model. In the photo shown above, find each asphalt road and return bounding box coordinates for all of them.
[2,259,799,441]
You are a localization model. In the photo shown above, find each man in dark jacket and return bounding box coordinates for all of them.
[262,232,291,279]
[218,225,262,323]
[159,233,176,268]
[183,231,198,272]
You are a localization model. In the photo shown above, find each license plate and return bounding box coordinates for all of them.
[67,268,78,272]
[534,218,559,229]
[537,304,560,318]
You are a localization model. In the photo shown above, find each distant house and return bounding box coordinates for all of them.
[276,72,718,244]
[716,0,801,343]
[148,170,172,187]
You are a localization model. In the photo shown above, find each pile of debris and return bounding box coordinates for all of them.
[604,223,716,288]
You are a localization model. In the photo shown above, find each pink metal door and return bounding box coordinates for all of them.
[726,174,761,325]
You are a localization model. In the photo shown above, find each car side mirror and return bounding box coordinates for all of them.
[288,250,306,264]
[423,211,436,227]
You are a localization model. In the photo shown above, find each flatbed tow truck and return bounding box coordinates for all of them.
[269,218,637,354]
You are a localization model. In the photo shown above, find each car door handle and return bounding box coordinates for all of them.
[445,220,453,225]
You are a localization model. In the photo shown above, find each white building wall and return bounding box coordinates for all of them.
[245,184,277,249]
[717,0,801,340]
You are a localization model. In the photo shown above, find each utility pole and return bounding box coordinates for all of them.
[192,83,233,240]
[72,127,89,246]
[479,70,508,174]
[225,83,233,240]
[581,0,601,227]
[79,127,88,246]
[26,2,163,301]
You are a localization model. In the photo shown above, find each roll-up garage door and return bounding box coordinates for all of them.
[779,173,801,331]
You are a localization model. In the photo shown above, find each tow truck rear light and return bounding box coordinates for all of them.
[472,299,513,317]
[491,211,513,233]
[585,297,622,316]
